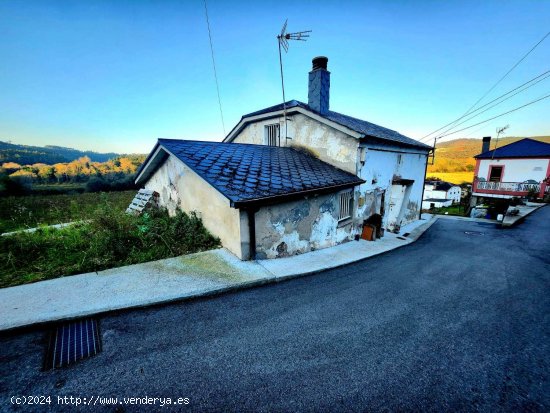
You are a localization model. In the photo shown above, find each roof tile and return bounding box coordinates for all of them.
[158,139,364,206]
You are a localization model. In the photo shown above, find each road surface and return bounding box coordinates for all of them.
[1,207,549,412]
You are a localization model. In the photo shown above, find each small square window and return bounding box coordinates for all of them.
[265,124,280,146]
[338,190,353,221]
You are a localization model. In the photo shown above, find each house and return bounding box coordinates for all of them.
[423,180,461,208]
[471,137,550,206]
[422,198,452,210]
[136,56,432,260]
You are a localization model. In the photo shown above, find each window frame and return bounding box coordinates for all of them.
[264,123,280,146]
[338,189,354,222]
[488,165,504,182]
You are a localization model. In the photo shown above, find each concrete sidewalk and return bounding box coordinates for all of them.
[0,215,436,332]
[502,202,546,227]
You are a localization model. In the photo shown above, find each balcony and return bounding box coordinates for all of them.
[473,180,542,198]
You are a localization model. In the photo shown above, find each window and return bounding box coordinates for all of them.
[338,190,353,221]
[489,166,503,182]
[265,124,280,146]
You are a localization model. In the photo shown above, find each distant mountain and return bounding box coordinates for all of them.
[0,141,122,165]
[427,136,550,173]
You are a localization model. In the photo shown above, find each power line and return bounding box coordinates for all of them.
[419,69,550,143]
[434,92,550,140]
[422,30,550,140]
[203,0,226,137]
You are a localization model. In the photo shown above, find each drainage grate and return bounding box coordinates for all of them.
[397,236,407,240]
[402,233,410,237]
[464,231,484,236]
[44,318,102,370]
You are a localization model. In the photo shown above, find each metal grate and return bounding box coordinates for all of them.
[44,318,102,370]
[338,190,353,221]
[265,124,280,146]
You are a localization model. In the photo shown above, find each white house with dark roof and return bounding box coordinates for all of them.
[472,137,550,203]
[136,56,431,260]
[422,180,461,209]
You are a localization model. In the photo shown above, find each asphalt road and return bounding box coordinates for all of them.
[1,207,549,412]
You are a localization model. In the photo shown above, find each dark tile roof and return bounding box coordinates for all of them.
[475,138,550,159]
[426,181,454,191]
[155,139,364,207]
[233,100,432,150]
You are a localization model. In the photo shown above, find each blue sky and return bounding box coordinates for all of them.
[1,0,549,154]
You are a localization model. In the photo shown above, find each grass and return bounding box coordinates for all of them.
[0,190,135,233]
[425,204,468,217]
[426,172,474,185]
[0,202,220,288]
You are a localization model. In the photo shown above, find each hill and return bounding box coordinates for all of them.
[0,141,122,165]
[426,136,550,184]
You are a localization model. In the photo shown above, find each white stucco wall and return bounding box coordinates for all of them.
[254,192,358,259]
[143,155,247,259]
[477,158,549,182]
[422,199,452,209]
[424,186,461,203]
[231,113,359,174]
[357,146,428,231]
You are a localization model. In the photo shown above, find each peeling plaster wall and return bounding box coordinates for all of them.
[231,113,358,174]
[357,147,428,230]
[144,155,247,259]
[254,193,358,259]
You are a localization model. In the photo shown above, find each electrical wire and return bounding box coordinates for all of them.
[419,70,550,142]
[434,92,550,140]
[422,31,550,141]
[203,0,226,136]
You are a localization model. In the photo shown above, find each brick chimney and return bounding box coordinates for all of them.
[308,56,330,114]
[482,136,491,153]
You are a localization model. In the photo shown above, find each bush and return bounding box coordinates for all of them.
[0,203,220,288]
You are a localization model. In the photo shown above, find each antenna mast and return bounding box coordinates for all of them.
[492,125,509,160]
[277,20,311,146]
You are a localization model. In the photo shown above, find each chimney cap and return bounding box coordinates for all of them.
[482,136,491,141]
[312,56,328,71]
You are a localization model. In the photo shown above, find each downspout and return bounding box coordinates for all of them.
[247,208,259,260]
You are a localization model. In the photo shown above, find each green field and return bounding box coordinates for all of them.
[0,190,135,233]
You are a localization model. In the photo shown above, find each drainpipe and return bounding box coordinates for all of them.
[247,208,259,260]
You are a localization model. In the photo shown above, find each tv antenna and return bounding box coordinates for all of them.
[492,124,509,159]
[277,19,311,146]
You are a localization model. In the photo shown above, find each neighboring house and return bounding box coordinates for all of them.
[423,180,461,204]
[136,56,431,260]
[471,137,550,204]
[422,198,452,210]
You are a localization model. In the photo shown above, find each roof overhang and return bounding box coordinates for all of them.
[231,180,365,209]
[135,143,169,185]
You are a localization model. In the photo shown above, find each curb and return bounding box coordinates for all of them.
[0,217,438,335]
[501,204,546,228]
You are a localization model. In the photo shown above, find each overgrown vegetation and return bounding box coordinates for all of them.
[424,204,467,217]
[0,191,135,233]
[0,203,220,288]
